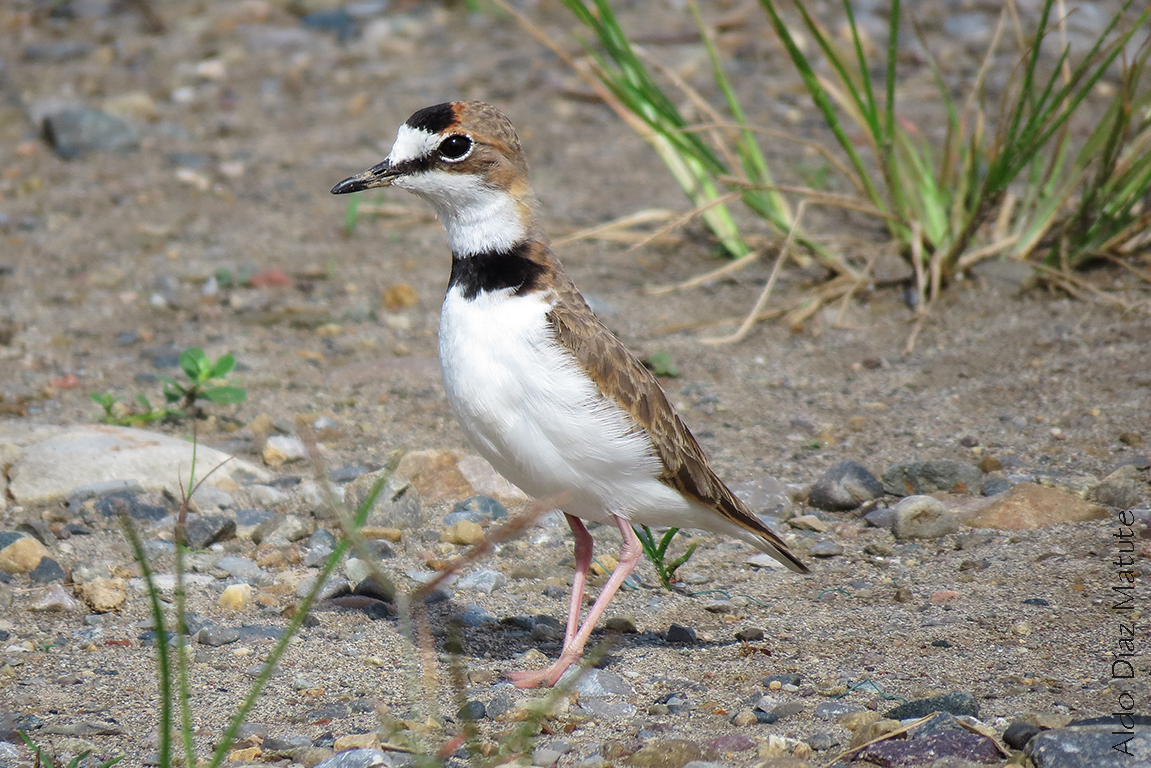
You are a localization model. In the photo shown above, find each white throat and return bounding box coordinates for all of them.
[402,172,525,256]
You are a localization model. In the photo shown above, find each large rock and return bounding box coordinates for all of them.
[956,483,1108,530]
[892,496,959,539]
[1026,724,1151,768]
[882,460,983,496]
[808,461,883,511]
[5,425,268,504]
[0,534,48,573]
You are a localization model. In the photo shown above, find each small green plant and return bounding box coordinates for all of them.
[635,525,699,590]
[159,348,246,416]
[642,350,681,378]
[91,347,246,425]
[17,732,124,768]
[89,391,169,426]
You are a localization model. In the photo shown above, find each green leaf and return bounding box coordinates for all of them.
[179,348,210,382]
[643,351,680,378]
[209,353,236,378]
[202,385,247,404]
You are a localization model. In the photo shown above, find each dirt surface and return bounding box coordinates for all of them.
[1,1,1150,766]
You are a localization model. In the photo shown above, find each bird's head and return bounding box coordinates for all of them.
[331,101,538,256]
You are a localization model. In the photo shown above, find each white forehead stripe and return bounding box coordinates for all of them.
[387,124,440,164]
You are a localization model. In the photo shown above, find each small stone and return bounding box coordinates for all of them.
[457,569,507,594]
[863,507,894,529]
[43,108,139,159]
[892,495,959,539]
[814,701,862,720]
[764,673,802,687]
[333,733,381,752]
[247,484,290,506]
[885,691,979,720]
[198,626,241,647]
[1092,475,1140,509]
[704,599,734,613]
[185,515,236,549]
[981,475,1013,496]
[809,540,844,557]
[882,460,983,496]
[838,711,880,731]
[569,669,635,697]
[346,473,425,529]
[666,624,697,644]
[28,556,66,583]
[459,700,486,720]
[930,590,960,603]
[859,728,1000,766]
[263,435,307,467]
[604,615,638,633]
[443,520,483,545]
[449,495,508,522]
[455,604,497,627]
[626,739,717,768]
[735,628,764,641]
[76,577,127,612]
[788,514,831,532]
[1119,432,1144,447]
[978,455,1003,473]
[0,535,48,573]
[31,583,82,612]
[311,747,390,767]
[213,556,263,581]
[219,584,252,611]
[1002,721,1040,749]
[808,461,883,511]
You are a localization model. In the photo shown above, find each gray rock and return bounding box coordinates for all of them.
[808,461,883,511]
[763,673,802,688]
[1092,476,1140,510]
[457,569,508,594]
[666,624,697,644]
[24,41,95,62]
[253,514,310,545]
[893,495,959,540]
[16,520,54,546]
[972,258,1037,294]
[533,748,563,766]
[814,701,862,720]
[7,425,265,505]
[346,472,425,529]
[247,484,290,507]
[198,626,241,646]
[882,460,983,496]
[29,557,66,584]
[213,556,262,581]
[454,603,497,627]
[31,584,82,612]
[264,435,308,464]
[1027,725,1151,768]
[981,475,1013,496]
[577,699,637,719]
[458,700,486,721]
[191,484,233,510]
[0,531,26,550]
[184,515,236,550]
[312,749,390,768]
[43,108,139,159]
[94,491,168,522]
[67,479,146,508]
[886,691,979,719]
[297,574,351,600]
[809,540,844,557]
[446,495,507,525]
[864,507,894,529]
[566,669,634,697]
[1003,721,1041,749]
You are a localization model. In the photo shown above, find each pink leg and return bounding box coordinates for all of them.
[507,516,641,688]
[561,514,593,644]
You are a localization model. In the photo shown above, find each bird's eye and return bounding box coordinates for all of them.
[438,134,473,162]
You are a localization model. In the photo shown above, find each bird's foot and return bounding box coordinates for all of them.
[505,654,578,689]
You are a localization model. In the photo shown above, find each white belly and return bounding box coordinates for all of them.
[438,286,686,523]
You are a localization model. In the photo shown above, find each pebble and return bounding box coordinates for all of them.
[218,584,252,610]
[604,615,638,633]
[43,108,138,159]
[808,460,883,511]
[457,569,507,593]
[446,495,508,525]
[569,669,634,697]
[808,540,843,557]
[254,514,311,545]
[185,515,236,549]
[1092,470,1141,509]
[311,749,391,768]
[330,464,369,483]
[247,484,290,507]
[263,435,308,467]
[892,495,959,539]
[882,459,983,496]
[458,700,486,720]
[455,603,497,626]
[666,624,697,644]
[31,584,82,612]
[443,520,483,545]
[814,701,862,720]
[213,556,263,581]
[735,627,764,641]
[198,626,241,646]
[788,514,830,532]
[1003,721,1041,749]
[0,534,48,573]
[981,475,1013,496]
[745,553,788,570]
[346,473,426,529]
[190,484,233,510]
[625,739,717,768]
[1027,723,1151,767]
[885,691,979,719]
[863,507,894,528]
[577,698,636,719]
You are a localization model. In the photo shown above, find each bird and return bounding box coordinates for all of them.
[331,101,808,688]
